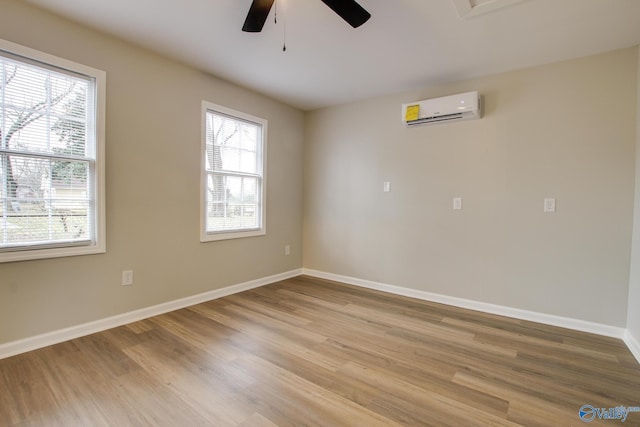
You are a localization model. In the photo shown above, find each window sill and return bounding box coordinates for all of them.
[0,243,106,263]
[200,228,265,242]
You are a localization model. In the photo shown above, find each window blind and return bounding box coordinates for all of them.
[0,50,97,251]
[203,107,265,237]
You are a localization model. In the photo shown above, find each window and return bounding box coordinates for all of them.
[0,39,105,262]
[201,102,266,241]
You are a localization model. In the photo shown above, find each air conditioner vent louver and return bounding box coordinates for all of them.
[408,113,465,125]
[402,91,481,126]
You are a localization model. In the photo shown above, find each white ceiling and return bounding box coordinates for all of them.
[23,0,640,111]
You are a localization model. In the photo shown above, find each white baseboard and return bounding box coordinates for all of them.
[4,268,637,365]
[302,269,627,340]
[624,330,640,363]
[0,269,303,360]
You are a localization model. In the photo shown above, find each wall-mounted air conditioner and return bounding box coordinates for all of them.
[402,91,481,126]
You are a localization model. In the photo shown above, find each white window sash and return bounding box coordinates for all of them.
[0,38,105,263]
[200,101,266,242]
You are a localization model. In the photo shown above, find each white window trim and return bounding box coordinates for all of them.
[0,39,106,263]
[200,101,267,242]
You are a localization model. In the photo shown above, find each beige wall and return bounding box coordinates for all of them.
[304,47,638,327]
[1,0,638,347]
[628,45,640,341]
[0,0,304,344]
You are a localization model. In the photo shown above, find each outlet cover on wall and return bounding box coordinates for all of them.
[122,270,134,286]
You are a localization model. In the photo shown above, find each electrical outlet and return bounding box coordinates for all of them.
[383,181,391,193]
[122,270,134,286]
[285,245,291,256]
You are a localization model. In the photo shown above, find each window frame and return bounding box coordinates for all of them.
[0,39,106,263]
[200,101,267,242]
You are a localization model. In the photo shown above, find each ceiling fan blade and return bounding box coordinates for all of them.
[242,0,275,32]
[319,0,371,28]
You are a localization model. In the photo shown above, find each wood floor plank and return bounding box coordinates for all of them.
[122,344,249,426]
[49,348,149,426]
[224,292,312,327]
[236,412,279,427]
[338,361,517,427]
[188,303,342,372]
[235,353,403,427]
[1,275,639,426]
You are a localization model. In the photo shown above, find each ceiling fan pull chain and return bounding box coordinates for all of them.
[282,0,287,52]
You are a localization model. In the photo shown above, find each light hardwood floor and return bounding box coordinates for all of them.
[1,275,639,426]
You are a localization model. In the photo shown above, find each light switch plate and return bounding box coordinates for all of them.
[544,198,556,213]
[453,197,463,210]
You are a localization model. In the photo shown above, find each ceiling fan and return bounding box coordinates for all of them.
[242,0,371,32]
